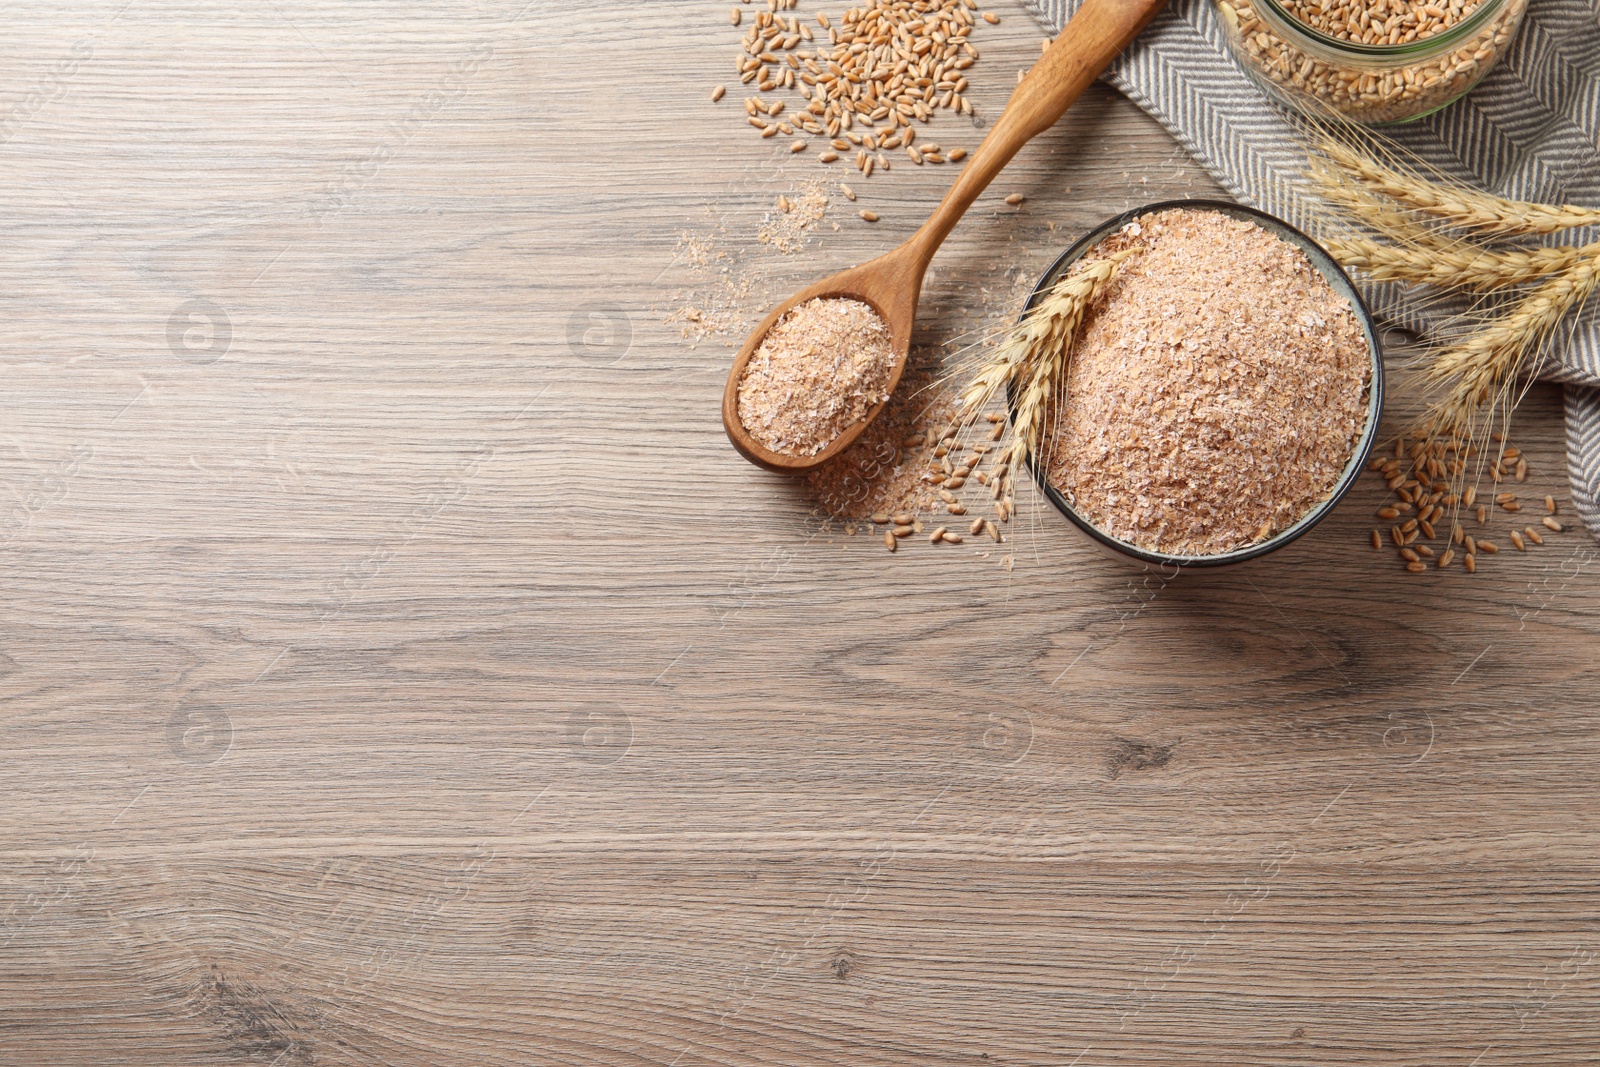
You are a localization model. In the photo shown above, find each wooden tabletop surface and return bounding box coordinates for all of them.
[3,2,1598,1064]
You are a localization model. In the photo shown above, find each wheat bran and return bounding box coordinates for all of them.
[805,359,956,521]
[738,297,896,456]
[1043,208,1371,556]
[757,179,831,253]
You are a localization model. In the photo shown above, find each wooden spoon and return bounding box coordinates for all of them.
[722,0,1168,473]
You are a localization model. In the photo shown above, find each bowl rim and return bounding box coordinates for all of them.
[1008,198,1385,569]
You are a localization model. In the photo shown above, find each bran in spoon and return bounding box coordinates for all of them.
[737,296,896,456]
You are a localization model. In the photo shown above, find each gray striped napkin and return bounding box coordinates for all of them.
[1024,0,1600,539]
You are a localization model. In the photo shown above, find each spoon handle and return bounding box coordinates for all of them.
[909,0,1169,258]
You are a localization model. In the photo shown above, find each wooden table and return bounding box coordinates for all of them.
[3,2,1597,1064]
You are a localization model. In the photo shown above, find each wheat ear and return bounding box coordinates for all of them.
[1319,138,1600,237]
[1423,253,1600,440]
[1322,234,1598,290]
[992,254,1130,494]
[953,251,1132,434]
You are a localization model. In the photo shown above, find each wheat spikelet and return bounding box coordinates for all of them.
[990,254,1130,494]
[952,251,1130,436]
[1322,233,1596,290]
[1318,138,1600,237]
[1423,253,1600,441]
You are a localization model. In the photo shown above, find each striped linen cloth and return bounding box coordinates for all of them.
[1023,0,1600,539]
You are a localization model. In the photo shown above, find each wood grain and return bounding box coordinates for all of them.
[2,1,1598,1065]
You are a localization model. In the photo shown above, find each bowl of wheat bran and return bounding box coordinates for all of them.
[1013,200,1384,569]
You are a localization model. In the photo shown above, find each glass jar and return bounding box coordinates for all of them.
[1214,0,1529,125]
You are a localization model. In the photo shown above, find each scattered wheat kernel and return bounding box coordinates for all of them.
[892,512,913,525]
[840,183,856,201]
[1390,526,1404,546]
[982,11,1001,23]
[1371,529,1382,550]
[986,520,1002,542]
[1405,561,1427,573]
[1404,529,1420,545]
[1464,554,1476,573]
[1502,502,1521,512]
[860,209,879,221]
[1451,524,1464,545]
[884,530,897,551]
[1476,505,1489,524]
[1401,547,1420,562]
[1510,531,1526,551]
[943,532,964,543]
[893,525,914,538]
[820,151,838,162]
[1400,518,1418,533]
[1462,486,1477,508]
[1377,506,1399,520]
[930,526,947,543]
[948,503,967,515]
[731,7,742,25]
[1438,549,1454,568]
[969,518,985,536]
[1545,496,1557,514]
[1004,192,1025,205]
[1515,458,1527,481]
[1477,539,1499,554]
[1464,534,1476,554]
[790,140,806,152]
[1542,516,1562,532]
[712,85,727,101]
[870,512,890,524]
[948,148,967,161]
[1419,520,1436,540]
[1525,526,1544,546]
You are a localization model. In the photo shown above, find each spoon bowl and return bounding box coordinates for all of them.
[719,244,926,472]
[723,0,1169,473]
